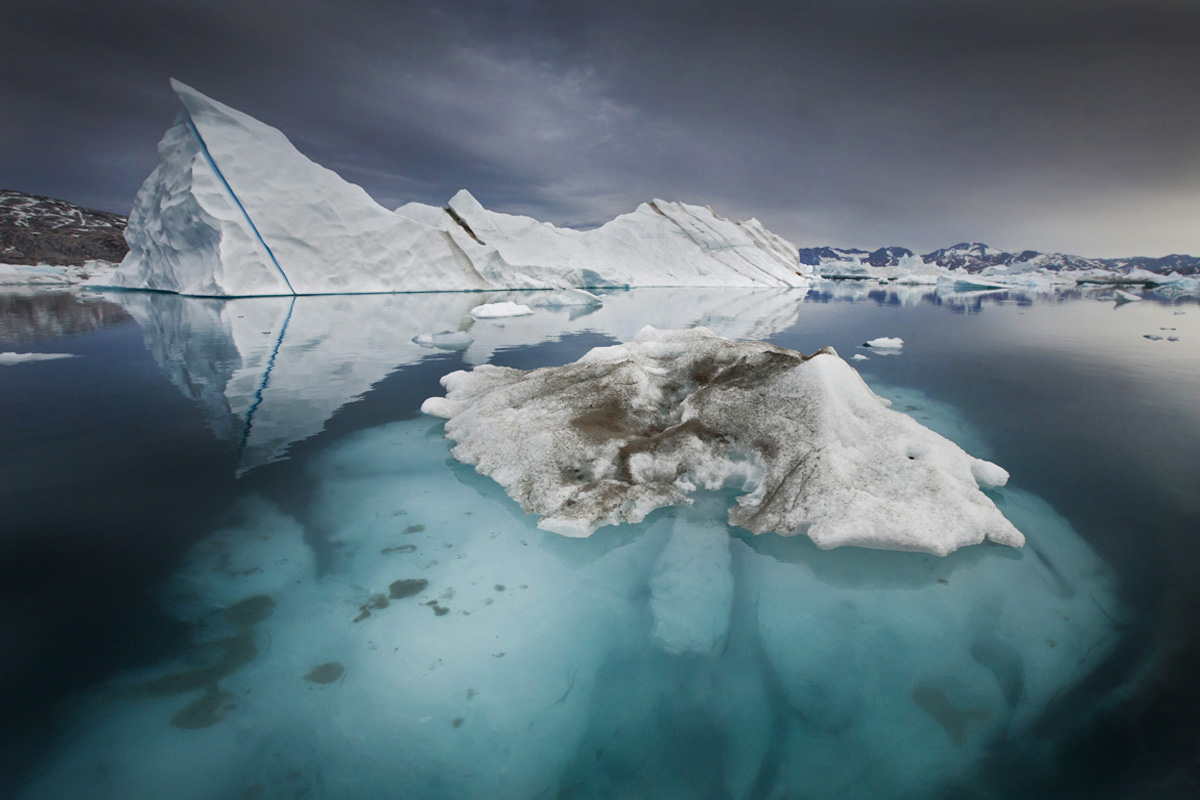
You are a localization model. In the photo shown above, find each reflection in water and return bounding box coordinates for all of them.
[114,288,811,473]
[9,284,1200,799]
[0,291,131,344]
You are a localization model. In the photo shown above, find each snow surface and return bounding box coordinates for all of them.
[469,301,534,319]
[105,81,808,297]
[422,326,1023,555]
[0,351,77,366]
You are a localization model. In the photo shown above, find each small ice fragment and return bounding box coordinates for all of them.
[851,354,869,361]
[413,331,474,350]
[0,352,77,366]
[864,337,903,349]
[1113,290,1142,304]
[1143,334,1163,341]
[470,302,534,319]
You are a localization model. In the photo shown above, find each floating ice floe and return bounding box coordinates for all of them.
[422,327,1022,555]
[470,301,534,319]
[864,336,904,349]
[1114,290,1143,304]
[851,353,869,361]
[0,351,77,366]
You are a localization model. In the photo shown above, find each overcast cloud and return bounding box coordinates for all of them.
[3,0,1198,256]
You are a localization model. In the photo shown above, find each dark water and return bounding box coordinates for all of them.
[1,285,1198,799]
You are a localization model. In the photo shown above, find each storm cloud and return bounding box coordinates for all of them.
[3,0,1198,256]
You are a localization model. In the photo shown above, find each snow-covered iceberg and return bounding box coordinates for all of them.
[106,81,808,296]
[422,327,1023,555]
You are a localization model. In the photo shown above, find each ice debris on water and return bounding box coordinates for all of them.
[413,331,474,350]
[422,326,1022,555]
[864,336,904,349]
[0,351,77,366]
[470,302,534,319]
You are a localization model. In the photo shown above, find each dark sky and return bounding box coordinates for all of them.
[3,0,1198,257]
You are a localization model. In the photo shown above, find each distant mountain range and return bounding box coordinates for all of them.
[0,189,128,266]
[798,242,1199,276]
[3,185,1196,281]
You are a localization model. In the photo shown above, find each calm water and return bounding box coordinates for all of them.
[2,284,1198,799]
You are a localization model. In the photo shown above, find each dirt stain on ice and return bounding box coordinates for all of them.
[911,685,991,745]
[304,662,345,684]
[170,686,236,729]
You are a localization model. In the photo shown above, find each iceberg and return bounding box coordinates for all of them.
[106,81,808,297]
[422,327,1023,555]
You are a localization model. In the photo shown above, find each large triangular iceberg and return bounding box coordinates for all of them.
[108,81,809,296]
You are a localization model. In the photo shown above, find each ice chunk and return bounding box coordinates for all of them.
[0,351,77,365]
[1113,289,1143,304]
[864,336,904,349]
[470,301,534,319]
[413,330,474,350]
[422,327,1023,555]
[851,353,869,361]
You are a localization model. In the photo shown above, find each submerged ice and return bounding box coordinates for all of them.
[20,405,1123,800]
[422,327,1022,555]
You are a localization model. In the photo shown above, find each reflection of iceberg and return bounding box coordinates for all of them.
[116,291,484,472]
[114,288,808,473]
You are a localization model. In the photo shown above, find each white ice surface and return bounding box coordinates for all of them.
[423,326,1023,555]
[864,336,904,349]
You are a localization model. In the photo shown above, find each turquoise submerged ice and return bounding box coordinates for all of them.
[22,401,1123,800]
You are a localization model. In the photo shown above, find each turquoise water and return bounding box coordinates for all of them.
[2,284,1198,799]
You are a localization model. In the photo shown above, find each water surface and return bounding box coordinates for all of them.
[3,284,1198,799]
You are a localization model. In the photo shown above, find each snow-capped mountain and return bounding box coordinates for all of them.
[0,189,128,266]
[801,240,1199,277]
